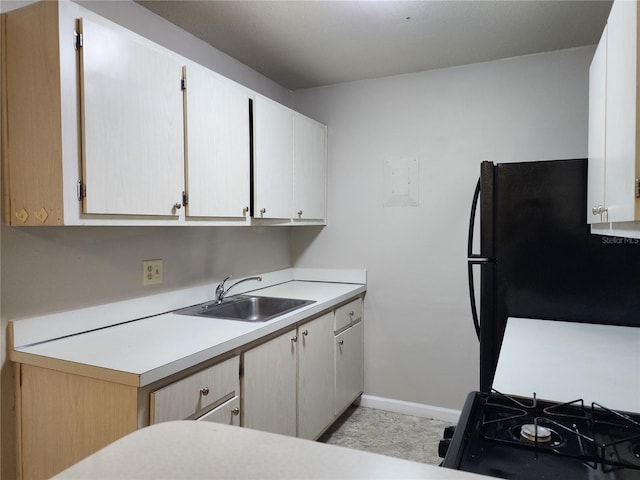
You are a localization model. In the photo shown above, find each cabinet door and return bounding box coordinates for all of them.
[588,26,607,224]
[605,0,640,223]
[78,17,185,216]
[243,329,297,435]
[185,63,250,218]
[197,396,240,426]
[253,96,294,219]
[335,321,364,415]
[293,114,327,221]
[298,313,335,439]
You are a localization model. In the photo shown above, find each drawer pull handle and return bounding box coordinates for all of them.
[232,407,240,416]
[200,387,210,396]
[349,311,355,316]
[291,336,298,343]
[338,340,344,346]
[302,330,309,336]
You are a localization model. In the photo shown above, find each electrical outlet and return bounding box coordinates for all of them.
[143,259,163,286]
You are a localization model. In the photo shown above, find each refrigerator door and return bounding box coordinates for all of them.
[479,158,640,392]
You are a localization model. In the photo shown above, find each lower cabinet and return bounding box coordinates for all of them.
[17,365,139,480]
[335,321,364,415]
[198,395,240,425]
[242,312,334,439]
[242,327,298,436]
[14,296,364,479]
[150,355,240,424]
[243,296,364,440]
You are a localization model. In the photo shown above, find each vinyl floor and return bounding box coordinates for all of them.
[318,405,453,466]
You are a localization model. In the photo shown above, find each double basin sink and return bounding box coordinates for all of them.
[175,295,315,323]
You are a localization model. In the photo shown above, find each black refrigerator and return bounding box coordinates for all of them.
[467,158,640,392]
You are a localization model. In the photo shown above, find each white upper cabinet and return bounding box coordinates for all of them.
[588,0,640,226]
[253,96,294,220]
[78,17,185,217]
[587,26,607,224]
[184,63,250,219]
[2,1,326,227]
[293,114,327,222]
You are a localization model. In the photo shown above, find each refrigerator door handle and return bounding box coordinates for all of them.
[467,177,489,340]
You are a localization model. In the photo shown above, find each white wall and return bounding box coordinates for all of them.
[292,46,594,411]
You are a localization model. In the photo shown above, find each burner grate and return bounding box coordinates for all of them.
[480,390,640,472]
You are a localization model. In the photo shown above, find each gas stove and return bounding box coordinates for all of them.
[441,390,640,479]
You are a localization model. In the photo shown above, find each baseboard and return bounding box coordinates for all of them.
[358,394,461,424]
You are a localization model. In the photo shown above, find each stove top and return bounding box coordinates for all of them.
[442,391,640,480]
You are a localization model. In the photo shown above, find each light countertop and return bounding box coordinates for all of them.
[10,270,366,387]
[53,421,491,480]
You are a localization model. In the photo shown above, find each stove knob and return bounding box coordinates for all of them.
[443,425,456,439]
[438,438,451,458]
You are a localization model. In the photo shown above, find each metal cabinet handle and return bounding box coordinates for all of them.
[302,330,309,336]
[291,335,298,342]
[338,339,344,346]
[349,311,355,317]
[260,208,266,215]
[200,387,210,396]
[243,206,249,215]
[173,202,182,210]
[298,210,303,216]
[232,407,240,416]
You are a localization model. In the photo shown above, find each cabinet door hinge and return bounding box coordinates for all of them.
[77,181,86,200]
[74,31,83,50]
[239,365,244,378]
[182,191,189,207]
[636,178,640,198]
[181,77,187,91]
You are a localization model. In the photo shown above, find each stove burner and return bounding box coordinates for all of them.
[521,424,552,443]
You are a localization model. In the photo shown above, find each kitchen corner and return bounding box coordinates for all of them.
[10,268,367,479]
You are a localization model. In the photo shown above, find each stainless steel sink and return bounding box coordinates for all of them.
[175,295,315,322]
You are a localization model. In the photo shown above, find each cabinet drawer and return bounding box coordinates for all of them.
[334,297,362,332]
[151,355,239,424]
[197,395,240,426]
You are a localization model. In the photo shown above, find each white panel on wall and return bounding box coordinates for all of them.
[383,156,420,207]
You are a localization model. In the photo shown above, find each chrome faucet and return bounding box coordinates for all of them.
[215,275,262,304]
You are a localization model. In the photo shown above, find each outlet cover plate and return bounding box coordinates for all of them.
[143,259,163,286]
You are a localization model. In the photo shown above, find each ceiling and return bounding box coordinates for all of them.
[136,0,612,91]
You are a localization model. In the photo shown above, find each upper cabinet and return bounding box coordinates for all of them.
[253,96,295,220]
[183,63,251,220]
[588,0,640,229]
[2,1,326,227]
[293,114,327,222]
[253,96,327,224]
[78,17,185,217]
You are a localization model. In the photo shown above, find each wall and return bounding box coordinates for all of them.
[0,1,294,478]
[291,46,594,412]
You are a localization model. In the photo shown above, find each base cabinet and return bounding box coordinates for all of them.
[243,296,364,440]
[17,365,138,480]
[242,313,334,439]
[242,328,298,436]
[335,321,364,415]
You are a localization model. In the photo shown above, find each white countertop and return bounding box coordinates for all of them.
[53,421,491,480]
[493,317,640,412]
[10,270,366,387]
